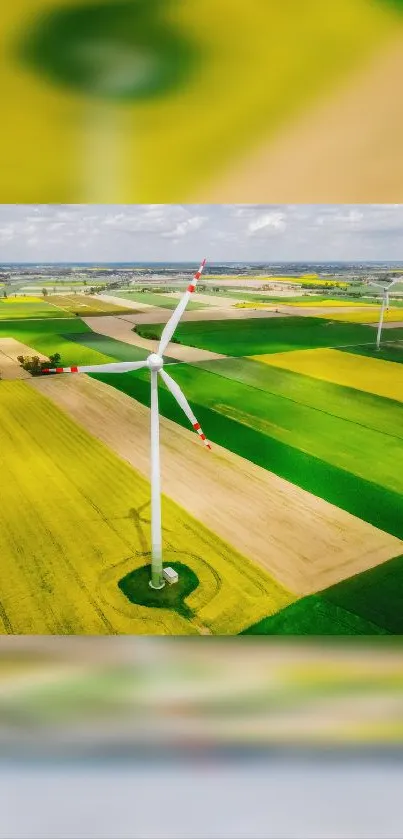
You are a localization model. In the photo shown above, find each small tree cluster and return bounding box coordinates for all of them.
[17,353,61,376]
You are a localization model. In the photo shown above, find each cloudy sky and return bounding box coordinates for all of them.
[1,204,403,262]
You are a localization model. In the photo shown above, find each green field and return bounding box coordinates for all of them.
[0,317,176,366]
[64,331,179,364]
[25,280,106,288]
[111,290,209,310]
[323,553,403,634]
[0,318,115,367]
[136,316,399,356]
[340,342,403,365]
[0,299,69,320]
[243,553,403,635]
[196,357,403,438]
[241,596,390,635]
[110,362,403,495]
[63,332,150,363]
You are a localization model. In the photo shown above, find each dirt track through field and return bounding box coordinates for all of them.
[30,374,403,596]
[114,308,284,325]
[163,292,245,308]
[0,338,48,380]
[83,309,288,362]
[175,308,285,322]
[82,316,226,363]
[95,293,156,311]
[368,321,403,329]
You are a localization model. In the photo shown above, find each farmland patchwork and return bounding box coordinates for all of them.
[1,306,402,635]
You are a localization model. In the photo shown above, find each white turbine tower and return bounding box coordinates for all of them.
[367,277,400,350]
[42,258,210,590]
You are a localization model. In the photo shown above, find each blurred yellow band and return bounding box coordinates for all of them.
[1,0,402,203]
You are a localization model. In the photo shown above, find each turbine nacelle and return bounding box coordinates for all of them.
[147,353,163,372]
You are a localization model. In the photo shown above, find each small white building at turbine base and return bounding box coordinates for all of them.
[163,567,179,585]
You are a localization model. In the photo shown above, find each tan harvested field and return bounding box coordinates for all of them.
[95,293,155,311]
[48,294,135,316]
[101,307,286,326]
[31,374,403,596]
[0,338,48,380]
[367,321,403,329]
[82,316,226,363]
[163,292,245,308]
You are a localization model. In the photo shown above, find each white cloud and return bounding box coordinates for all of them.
[163,216,207,239]
[0,224,15,242]
[103,209,172,234]
[247,212,286,236]
[334,209,364,225]
[23,224,38,236]
[48,222,66,231]
[0,204,402,261]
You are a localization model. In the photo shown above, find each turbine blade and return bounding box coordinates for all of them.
[158,258,206,356]
[42,360,147,375]
[160,368,211,449]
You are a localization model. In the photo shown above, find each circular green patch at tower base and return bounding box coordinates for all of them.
[119,561,199,618]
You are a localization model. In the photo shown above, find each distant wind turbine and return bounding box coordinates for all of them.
[42,259,210,590]
[367,277,401,350]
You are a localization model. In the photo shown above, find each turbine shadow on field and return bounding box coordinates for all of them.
[128,501,150,554]
[113,503,176,554]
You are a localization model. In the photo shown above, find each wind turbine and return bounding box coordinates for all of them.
[367,277,401,350]
[42,259,210,590]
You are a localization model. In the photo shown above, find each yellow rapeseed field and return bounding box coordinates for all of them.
[234,302,278,310]
[233,298,363,310]
[312,308,403,323]
[263,277,348,288]
[0,296,45,304]
[0,381,293,634]
[285,300,378,308]
[252,348,403,403]
[206,275,347,288]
